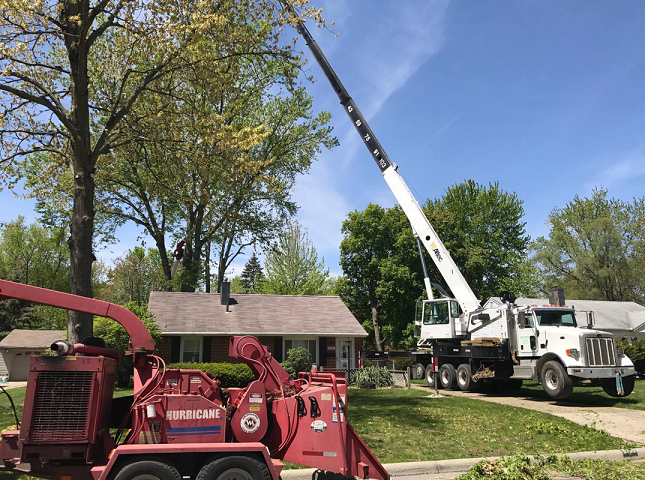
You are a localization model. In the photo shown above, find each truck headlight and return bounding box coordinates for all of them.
[566,348,579,359]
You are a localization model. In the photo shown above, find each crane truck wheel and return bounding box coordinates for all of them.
[602,375,635,397]
[113,459,182,480]
[414,363,426,380]
[456,364,476,391]
[440,364,458,390]
[197,455,271,480]
[425,365,437,388]
[540,360,574,400]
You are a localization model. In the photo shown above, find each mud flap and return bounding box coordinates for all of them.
[344,423,389,480]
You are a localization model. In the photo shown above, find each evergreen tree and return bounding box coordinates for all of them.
[239,253,265,293]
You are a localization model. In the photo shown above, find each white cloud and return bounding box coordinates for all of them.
[586,155,645,191]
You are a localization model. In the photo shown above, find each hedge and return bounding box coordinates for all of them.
[168,362,255,388]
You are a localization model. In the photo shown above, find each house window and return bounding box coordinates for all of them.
[284,338,317,365]
[180,337,202,363]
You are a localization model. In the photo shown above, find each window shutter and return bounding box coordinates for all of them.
[274,336,283,362]
[170,336,181,363]
[202,337,211,363]
[318,337,327,367]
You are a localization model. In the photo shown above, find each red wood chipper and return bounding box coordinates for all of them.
[0,279,389,480]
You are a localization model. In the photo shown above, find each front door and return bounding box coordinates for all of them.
[336,338,354,370]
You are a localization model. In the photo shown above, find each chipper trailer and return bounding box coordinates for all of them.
[0,279,389,480]
[281,2,637,400]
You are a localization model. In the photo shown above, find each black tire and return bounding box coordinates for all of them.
[507,379,524,390]
[440,364,458,390]
[456,364,476,391]
[602,375,635,397]
[425,364,437,388]
[114,460,181,480]
[414,363,426,380]
[197,456,271,480]
[540,360,574,400]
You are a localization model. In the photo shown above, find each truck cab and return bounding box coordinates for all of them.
[414,299,466,340]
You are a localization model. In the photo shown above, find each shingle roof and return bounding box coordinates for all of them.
[149,292,367,337]
[486,297,645,334]
[0,329,65,349]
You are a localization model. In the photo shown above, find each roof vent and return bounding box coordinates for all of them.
[220,281,231,308]
[548,287,565,307]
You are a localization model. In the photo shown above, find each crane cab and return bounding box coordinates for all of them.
[414,299,464,340]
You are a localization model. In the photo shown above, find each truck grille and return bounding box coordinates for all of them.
[31,371,93,442]
[585,337,616,367]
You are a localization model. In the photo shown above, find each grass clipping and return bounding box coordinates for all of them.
[457,455,549,480]
[457,455,645,480]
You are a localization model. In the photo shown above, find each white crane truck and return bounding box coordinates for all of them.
[286,3,637,401]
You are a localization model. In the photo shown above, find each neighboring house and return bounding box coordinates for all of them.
[0,329,65,381]
[486,297,645,339]
[148,288,367,370]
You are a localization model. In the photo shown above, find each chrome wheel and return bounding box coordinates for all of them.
[458,369,468,388]
[545,368,558,390]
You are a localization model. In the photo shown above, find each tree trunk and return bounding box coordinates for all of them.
[205,241,211,293]
[369,291,383,352]
[155,237,173,291]
[63,0,95,344]
[67,152,95,343]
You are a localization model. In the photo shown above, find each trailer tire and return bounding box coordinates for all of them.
[114,460,181,480]
[602,375,635,397]
[414,363,426,380]
[440,364,458,390]
[456,364,475,391]
[197,455,271,480]
[540,360,573,400]
[425,365,437,389]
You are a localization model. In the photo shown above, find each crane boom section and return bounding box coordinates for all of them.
[287,8,481,314]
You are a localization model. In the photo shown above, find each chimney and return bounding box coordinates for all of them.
[548,287,565,307]
[220,281,230,310]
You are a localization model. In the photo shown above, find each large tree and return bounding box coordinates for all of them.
[339,180,534,349]
[533,188,645,304]
[0,0,326,341]
[261,221,329,295]
[104,247,165,305]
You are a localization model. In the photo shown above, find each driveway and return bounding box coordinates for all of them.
[414,385,645,444]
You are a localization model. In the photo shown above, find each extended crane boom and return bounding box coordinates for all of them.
[282,4,480,318]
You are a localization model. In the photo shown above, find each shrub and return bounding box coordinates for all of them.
[167,362,255,388]
[93,302,162,387]
[393,359,414,371]
[617,337,645,377]
[363,358,373,368]
[350,366,393,388]
[281,347,312,378]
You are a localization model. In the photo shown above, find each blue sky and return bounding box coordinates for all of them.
[2,1,645,279]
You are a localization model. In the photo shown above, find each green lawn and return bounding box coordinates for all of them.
[346,388,635,465]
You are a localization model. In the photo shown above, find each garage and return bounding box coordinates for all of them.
[0,330,65,381]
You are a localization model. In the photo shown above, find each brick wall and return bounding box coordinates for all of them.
[157,335,277,364]
[157,334,364,368]
[156,336,172,361]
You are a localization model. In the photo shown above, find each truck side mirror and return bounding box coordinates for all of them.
[587,312,594,329]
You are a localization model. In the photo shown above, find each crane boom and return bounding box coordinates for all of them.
[283,5,480,316]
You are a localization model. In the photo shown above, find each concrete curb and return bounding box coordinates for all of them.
[279,448,645,479]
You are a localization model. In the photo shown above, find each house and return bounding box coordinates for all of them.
[148,288,367,370]
[486,296,645,339]
[0,329,65,381]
